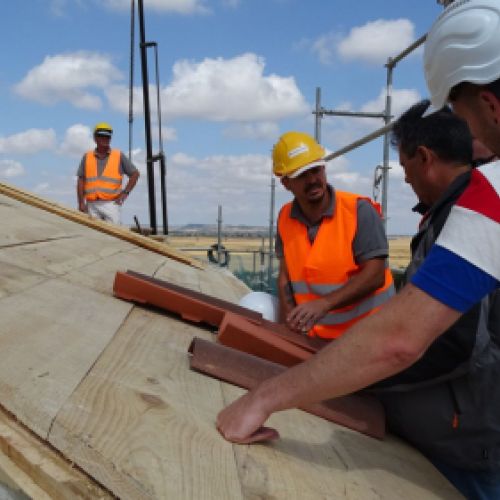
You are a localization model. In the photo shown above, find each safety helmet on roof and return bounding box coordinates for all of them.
[424,0,500,109]
[272,131,325,178]
[238,291,279,322]
[94,122,113,137]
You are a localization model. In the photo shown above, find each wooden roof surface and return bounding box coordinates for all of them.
[0,191,460,499]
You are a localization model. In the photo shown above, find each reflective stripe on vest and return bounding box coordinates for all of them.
[83,149,122,201]
[278,191,394,339]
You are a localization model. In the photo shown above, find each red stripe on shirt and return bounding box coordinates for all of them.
[456,168,500,224]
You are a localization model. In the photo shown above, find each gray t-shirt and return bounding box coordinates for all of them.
[77,150,138,178]
[275,185,388,264]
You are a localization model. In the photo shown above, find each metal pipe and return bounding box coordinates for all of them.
[386,34,427,67]
[260,238,265,291]
[217,205,222,266]
[314,87,321,142]
[267,176,275,292]
[159,153,168,235]
[128,0,135,161]
[137,0,157,234]
[320,110,386,118]
[381,59,393,228]
[323,122,394,162]
[152,43,168,235]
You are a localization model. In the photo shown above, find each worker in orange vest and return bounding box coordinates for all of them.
[273,131,394,339]
[77,122,140,225]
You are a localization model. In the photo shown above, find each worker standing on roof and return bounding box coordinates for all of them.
[273,131,394,339]
[217,1,500,498]
[77,122,140,225]
[372,99,500,499]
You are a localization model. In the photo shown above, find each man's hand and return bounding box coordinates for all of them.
[115,191,129,206]
[286,297,330,332]
[216,390,280,444]
[78,201,88,213]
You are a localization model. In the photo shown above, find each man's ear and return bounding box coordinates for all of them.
[280,176,291,191]
[416,145,434,167]
[479,89,500,125]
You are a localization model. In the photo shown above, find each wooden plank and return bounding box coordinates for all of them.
[0,238,166,297]
[0,278,132,438]
[0,408,111,499]
[0,195,83,248]
[0,182,203,269]
[48,299,459,499]
[49,308,244,500]
[216,382,459,499]
[0,260,46,301]
[0,453,50,500]
[197,271,459,498]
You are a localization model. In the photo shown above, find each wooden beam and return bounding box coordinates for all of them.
[0,182,203,269]
[0,408,112,499]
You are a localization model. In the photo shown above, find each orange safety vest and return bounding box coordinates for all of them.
[278,191,394,339]
[83,149,123,201]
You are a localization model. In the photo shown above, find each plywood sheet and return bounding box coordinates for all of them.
[50,308,244,500]
[0,188,460,499]
[0,278,132,438]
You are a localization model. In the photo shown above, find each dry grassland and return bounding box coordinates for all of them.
[166,235,412,271]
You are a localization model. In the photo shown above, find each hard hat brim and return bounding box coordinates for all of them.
[286,160,326,179]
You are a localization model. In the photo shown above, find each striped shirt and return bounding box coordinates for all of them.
[411,162,500,312]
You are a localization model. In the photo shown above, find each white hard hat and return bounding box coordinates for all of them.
[238,291,279,322]
[424,0,500,109]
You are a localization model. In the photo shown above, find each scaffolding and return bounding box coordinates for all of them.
[314,34,427,229]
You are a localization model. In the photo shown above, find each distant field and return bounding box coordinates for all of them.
[388,236,412,269]
[166,235,412,271]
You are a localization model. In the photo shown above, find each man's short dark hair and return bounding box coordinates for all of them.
[449,78,500,103]
[391,99,472,166]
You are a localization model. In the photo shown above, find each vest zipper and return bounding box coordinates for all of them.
[447,381,461,429]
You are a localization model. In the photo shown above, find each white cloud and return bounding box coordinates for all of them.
[59,124,94,157]
[0,160,25,178]
[311,33,340,66]
[0,129,56,155]
[337,19,416,65]
[33,182,51,193]
[223,122,280,140]
[101,0,209,14]
[361,87,421,121]
[122,151,274,225]
[161,53,309,121]
[14,52,123,110]
[221,0,241,8]
[99,54,308,123]
[50,0,67,16]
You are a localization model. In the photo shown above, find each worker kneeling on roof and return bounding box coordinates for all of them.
[273,131,394,338]
[77,122,140,225]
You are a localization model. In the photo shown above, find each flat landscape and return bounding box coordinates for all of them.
[165,234,412,272]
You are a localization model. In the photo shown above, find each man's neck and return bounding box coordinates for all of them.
[428,165,470,206]
[95,147,110,158]
[297,189,331,224]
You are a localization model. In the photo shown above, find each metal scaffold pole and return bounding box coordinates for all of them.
[381,58,393,229]
[267,176,275,291]
[315,87,322,143]
[217,205,223,266]
[137,0,157,234]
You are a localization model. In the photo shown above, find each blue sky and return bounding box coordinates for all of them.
[1,0,444,235]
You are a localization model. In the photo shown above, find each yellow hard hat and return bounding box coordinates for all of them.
[272,131,325,178]
[94,122,113,137]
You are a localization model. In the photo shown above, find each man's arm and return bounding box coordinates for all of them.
[217,283,461,444]
[277,258,296,324]
[286,257,386,331]
[116,170,140,206]
[77,177,87,213]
